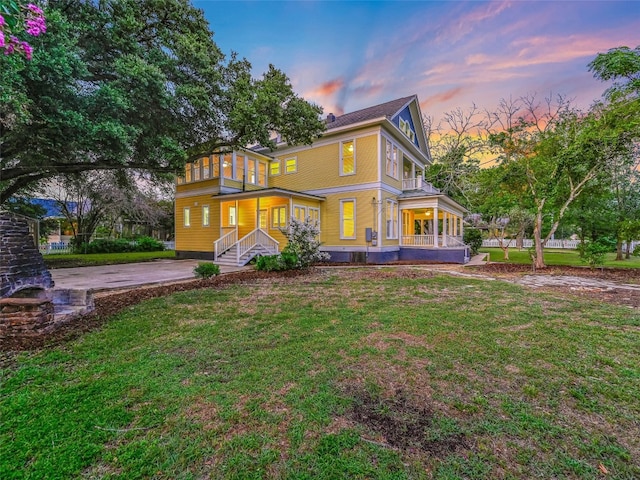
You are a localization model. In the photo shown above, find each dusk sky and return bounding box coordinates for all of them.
[195,1,639,123]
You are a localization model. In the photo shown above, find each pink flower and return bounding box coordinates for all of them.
[26,17,46,36]
[0,31,4,49]
[27,4,44,15]
[22,41,33,60]
[0,14,6,28]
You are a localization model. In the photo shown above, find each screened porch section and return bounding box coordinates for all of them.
[401,207,464,247]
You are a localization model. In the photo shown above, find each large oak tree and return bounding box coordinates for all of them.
[0,0,325,204]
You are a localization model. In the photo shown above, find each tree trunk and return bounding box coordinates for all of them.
[516,231,524,250]
[615,239,624,261]
[532,213,546,269]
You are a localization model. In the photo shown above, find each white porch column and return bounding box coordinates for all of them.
[453,215,458,237]
[433,206,439,248]
[442,212,447,247]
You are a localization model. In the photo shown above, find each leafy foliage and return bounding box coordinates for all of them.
[81,236,164,254]
[0,0,325,203]
[463,228,483,255]
[281,217,330,268]
[255,252,298,272]
[193,262,220,279]
[578,240,612,270]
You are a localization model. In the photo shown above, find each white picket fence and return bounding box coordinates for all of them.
[482,239,639,251]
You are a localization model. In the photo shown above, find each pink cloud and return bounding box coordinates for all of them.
[308,78,344,97]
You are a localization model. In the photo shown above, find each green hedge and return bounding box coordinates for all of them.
[82,237,165,254]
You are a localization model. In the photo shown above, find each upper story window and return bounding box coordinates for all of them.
[202,157,210,179]
[258,162,267,186]
[386,140,399,179]
[222,153,233,179]
[340,140,355,176]
[185,163,192,183]
[270,160,281,176]
[247,158,257,184]
[234,154,245,181]
[285,157,297,174]
[193,159,201,181]
[399,118,416,143]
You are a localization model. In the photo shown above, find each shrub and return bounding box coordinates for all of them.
[81,236,165,254]
[463,228,483,255]
[194,262,220,279]
[578,240,610,270]
[281,217,330,268]
[135,236,165,252]
[634,245,640,257]
[255,252,299,272]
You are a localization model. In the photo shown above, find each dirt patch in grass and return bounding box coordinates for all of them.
[476,263,639,283]
[343,384,468,455]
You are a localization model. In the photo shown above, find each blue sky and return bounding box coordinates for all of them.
[195,0,639,122]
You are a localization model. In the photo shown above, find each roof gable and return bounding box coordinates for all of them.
[325,95,430,160]
[325,95,415,131]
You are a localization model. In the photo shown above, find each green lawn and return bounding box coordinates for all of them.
[2,268,639,479]
[43,250,176,269]
[480,247,640,268]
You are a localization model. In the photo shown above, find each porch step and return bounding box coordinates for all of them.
[215,244,278,267]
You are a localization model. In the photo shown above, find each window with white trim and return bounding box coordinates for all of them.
[228,205,237,226]
[386,199,398,239]
[308,207,320,226]
[185,163,192,183]
[183,207,191,227]
[247,158,256,184]
[202,157,210,179]
[193,159,201,181]
[271,206,287,228]
[284,157,297,174]
[293,205,306,221]
[270,160,280,176]
[385,140,399,179]
[340,199,356,239]
[400,118,416,142]
[258,162,267,186]
[222,153,233,178]
[259,210,267,229]
[234,154,244,181]
[202,205,210,227]
[340,140,355,175]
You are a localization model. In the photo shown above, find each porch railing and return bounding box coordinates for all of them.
[214,229,237,260]
[236,228,279,264]
[402,177,440,194]
[401,234,465,248]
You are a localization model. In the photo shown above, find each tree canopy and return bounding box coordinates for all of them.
[0,0,325,204]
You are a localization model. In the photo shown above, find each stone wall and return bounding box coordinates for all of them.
[0,212,54,298]
[0,297,55,340]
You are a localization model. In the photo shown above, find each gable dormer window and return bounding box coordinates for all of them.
[399,118,416,143]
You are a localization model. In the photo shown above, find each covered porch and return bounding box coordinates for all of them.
[213,188,324,266]
[398,195,466,249]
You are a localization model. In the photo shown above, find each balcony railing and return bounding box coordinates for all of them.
[402,177,440,193]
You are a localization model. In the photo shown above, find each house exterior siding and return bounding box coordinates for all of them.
[173,95,468,264]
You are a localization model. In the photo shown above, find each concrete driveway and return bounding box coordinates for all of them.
[51,259,249,292]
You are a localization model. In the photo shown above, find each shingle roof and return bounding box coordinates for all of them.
[325,95,416,130]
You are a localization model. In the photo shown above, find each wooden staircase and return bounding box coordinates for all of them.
[215,244,278,267]
[214,228,280,267]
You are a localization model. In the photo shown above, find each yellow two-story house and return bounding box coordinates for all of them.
[175,95,469,265]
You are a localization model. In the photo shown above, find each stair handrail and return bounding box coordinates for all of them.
[236,228,280,264]
[214,229,237,260]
